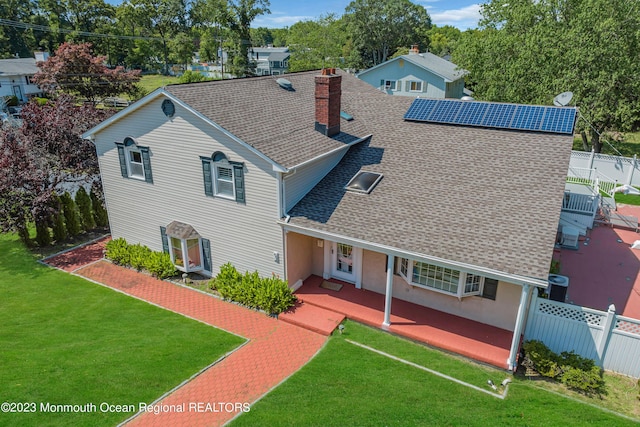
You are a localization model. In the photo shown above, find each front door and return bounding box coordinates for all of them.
[12,86,23,102]
[332,242,356,282]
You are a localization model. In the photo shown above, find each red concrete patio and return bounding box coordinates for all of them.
[295,275,513,370]
[556,204,640,319]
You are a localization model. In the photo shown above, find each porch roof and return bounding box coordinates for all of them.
[286,77,574,281]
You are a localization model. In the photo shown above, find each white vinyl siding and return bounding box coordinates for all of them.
[93,96,284,278]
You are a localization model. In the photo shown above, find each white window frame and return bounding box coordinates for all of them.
[169,236,203,273]
[126,145,145,180]
[384,80,397,91]
[409,81,423,92]
[213,162,235,199]
[397,258,485,298]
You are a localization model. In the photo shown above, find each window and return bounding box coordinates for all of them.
[161,223,210,273]
[128,148,144,179]
[115,137,153,183]
[398,258,499,298]
[25,76,33,85]
[379,80,396,90]
[409,81,423,92]
[215,164,234,198]
[200,152,245,203]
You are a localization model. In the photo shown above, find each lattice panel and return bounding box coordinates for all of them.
[614,319,640,336]
[538,302,604,326]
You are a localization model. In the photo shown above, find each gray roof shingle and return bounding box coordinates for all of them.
[164,71,371,168]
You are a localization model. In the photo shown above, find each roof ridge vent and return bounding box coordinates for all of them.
[276,77,293,91]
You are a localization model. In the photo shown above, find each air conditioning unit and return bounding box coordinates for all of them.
[548,274,569,302]
[560,225,579,249]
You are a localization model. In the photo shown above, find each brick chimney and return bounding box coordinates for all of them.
[409,44,419,55]
[315,68,341,137]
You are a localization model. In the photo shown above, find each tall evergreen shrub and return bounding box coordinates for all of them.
[60,192,81,237]
[90,189,109,227]
[75,187,95,231]
[51,195,67,242]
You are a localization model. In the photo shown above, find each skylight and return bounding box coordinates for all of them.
[345,171,383,194]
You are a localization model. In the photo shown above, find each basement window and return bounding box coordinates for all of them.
[345,171,383,194]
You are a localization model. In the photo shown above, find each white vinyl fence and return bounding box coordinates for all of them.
[570,150,640,187]
[524,293,640,378]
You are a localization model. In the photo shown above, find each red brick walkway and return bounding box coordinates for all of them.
[44,236,110,272]
[47,250,326,426]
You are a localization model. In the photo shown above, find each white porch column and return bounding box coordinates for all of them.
[382,255,394,328]
[507,283,532,371]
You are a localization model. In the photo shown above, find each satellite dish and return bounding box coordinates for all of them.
[553,91,573,106]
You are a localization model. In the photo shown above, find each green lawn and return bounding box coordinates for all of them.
[0,233,245,427]
[137,74,180,95]
[573,130,640,157]
[231,321,639,426]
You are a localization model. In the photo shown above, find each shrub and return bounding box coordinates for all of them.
[51,196,67,242]
[179,71,208,83]
[522,340,561,378]
[105,238,130,266]
[90,190,109,227]
[561,366,607,396]
[523,340,607,396]
[34,97,49,106]
[5,95,18,107]
[35,220,51,247]
[214,263,296,315]
[75,187,95,231]
[129,243,151,271]
[60,192,81,237]
[144,251,176,279]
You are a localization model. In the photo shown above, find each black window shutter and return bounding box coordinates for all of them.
[232,163,245,203]
[482,278,499,300]
[115,142,128,178]
[140,147,153,183]
[200,157,213,197]
[160,226,169,253]
[201,238,212,272]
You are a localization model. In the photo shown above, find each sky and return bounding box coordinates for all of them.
[102,0,482,31]
[253,0,482,31]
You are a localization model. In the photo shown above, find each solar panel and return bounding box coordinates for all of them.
[403,98,576,135]
[456,102,490,125]
[428,99,464,124]
[482,103,517,128]
[403,98,438,121]
[511,105,546,131]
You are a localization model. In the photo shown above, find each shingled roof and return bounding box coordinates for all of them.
[164,71,371,168]
[283,72,573,280]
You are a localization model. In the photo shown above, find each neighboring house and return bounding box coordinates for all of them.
[0,51,47,103]
[357,45,468,98]
[83,69,575,371]
[250,47,289,75]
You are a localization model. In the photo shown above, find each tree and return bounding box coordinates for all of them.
[225,0,270,76]
[33,42,141,103]
[454,0,640,152]
[0,95,114,243]
[344,0,431,68]
[427,25,461,57]
[169,32,195,70]
[60,192,81,236]
[287,15,346,72]
[90,188,108,227]
[0,127,46,243]
[75,186,95,231]
[51,194,67,242]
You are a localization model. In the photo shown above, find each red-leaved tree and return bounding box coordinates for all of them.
[33,42,142,103]
[0,95,115,243]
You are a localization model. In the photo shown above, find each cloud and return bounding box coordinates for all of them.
[430,4,481,29]
[253,15,314,28]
